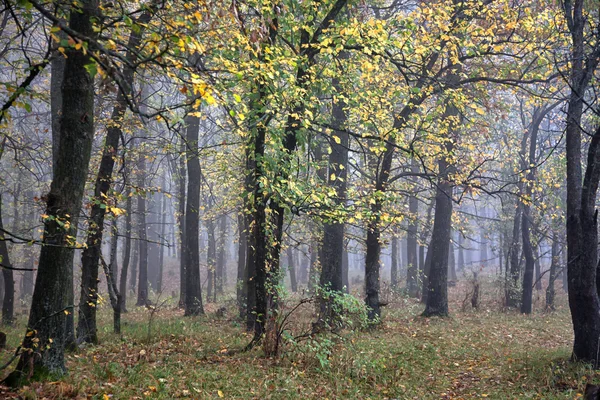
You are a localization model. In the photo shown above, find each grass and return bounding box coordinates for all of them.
[0,276,594,399]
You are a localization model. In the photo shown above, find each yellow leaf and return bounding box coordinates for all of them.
[218,390,224,398]
[332,135,341,144]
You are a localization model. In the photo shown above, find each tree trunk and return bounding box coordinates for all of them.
[521,106,546,315]
[136,149,149,306]
[13,0,99,377]
[287,246,297,293]
[177,139,187,307]
[391,234,399,289]
[157,174,167,294]
[365,211,382,321]
[183,114,204,316]
[237,212,247,315]
[319,61,349,319]
[0,196,14,325]
[423,99,457,317]
[119,192,132,313]
[216,214,227,295]
[546,231,559,310]
[506,201,522,308]
[342,242,349,293]
[406,161,419,297]
[207,217,216,303]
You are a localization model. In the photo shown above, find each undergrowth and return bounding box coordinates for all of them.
[0,278,591,399]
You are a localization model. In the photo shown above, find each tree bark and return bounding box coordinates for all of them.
[287,246,297,293]
[0,196,14,325]
[319,58,349,319]
[183,114,204,316]
[237,211,247,317]
[119,192,132,313]
[546,231,559,310]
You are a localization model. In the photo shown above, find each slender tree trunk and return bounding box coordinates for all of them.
[183,114,204,316]
[177,139,186,307]
[207,217,216,303]
[406,177,419,297]
[507,201,522,308]
[157,174,167,294]
[119,192,132,313]
[216,214,227,295]
[237,211,247,316]
[13,0,99,377]
[0,196,14,325]
[546,231,559,310]
[342,242,349,293]
[287,246,297,293]
[136,149,149,306]
[521,106,546,314]
[391,234,399,289]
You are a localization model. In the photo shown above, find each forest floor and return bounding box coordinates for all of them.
[0,277,593,399]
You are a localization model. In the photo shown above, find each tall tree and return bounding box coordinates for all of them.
[183,113,204,316]
[12,0,99,377]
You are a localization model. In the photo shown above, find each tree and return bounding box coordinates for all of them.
[11,0,99,378]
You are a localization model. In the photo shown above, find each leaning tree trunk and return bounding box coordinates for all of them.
[183,113,204,316]
[77,11,148,342]
[12,0,99,377]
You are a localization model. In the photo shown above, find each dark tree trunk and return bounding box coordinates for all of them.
[183,114,204,316]
[562,0,600,360]
[342,243,349,293]
[20,192,35,301]
[119,192,132,313]
[50,31,65,178]
[457,232,465,273]
[13,0,99,377]
[365,209,382,321]
[423,100,457,318]
[77,9,147,341]
[319,60,348,319]
[0,196,14,326]
[506,201,522,308]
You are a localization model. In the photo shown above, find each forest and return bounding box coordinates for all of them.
[0,0,598,398]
